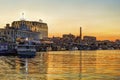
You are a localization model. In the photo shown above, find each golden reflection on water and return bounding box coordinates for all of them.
[0,50,120,80]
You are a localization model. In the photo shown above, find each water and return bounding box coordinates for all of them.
[0,50,120,80]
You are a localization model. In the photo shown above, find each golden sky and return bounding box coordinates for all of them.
[0,0,120,41]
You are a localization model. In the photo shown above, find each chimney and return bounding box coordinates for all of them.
[80,27,82,40]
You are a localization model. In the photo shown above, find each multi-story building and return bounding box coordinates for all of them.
[62,33,75,39]
[0,20,48,42]
[12,20,48,38]
[83,36,96,45]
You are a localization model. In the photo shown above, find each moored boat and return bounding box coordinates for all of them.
[17,44,36,56]
[0,43,8,55]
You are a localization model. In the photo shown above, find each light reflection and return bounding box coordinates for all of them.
[47,51,81,80]
[0,51,120,80]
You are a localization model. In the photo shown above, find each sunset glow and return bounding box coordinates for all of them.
[0,0,120,41]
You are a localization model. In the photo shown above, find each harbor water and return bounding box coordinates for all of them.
[0,50,120,80]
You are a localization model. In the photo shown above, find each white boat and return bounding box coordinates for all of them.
[17,44,36,56]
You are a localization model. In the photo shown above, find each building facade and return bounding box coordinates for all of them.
[0,20,48,42]
[12,20,48,39]
[83,36,96,45]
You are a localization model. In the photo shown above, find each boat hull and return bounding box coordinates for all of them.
[0,49,17,56]
[17,51,36,56]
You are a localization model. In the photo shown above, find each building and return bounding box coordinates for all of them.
[83,36,96,45]
[12,20,48,39]
[62,33,75,39]
[0,19,48,42]
[83,36,96,42]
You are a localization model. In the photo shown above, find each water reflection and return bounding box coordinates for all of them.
[0,50,120,80]
[82,51,96,73]
[46,51,81,80]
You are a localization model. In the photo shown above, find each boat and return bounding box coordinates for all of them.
[0,43,17,55]
[0,43,8,55]
[17,44,36,56]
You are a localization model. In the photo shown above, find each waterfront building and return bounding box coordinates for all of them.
[12,20,48,39]
[83,36,96,45]
[83,36,96,42]
[63,33,75,39]
[115,39,120,45]
[0,24,16,42]
[0,19,48,42]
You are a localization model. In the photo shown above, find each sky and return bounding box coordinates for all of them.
[0,0,120,41]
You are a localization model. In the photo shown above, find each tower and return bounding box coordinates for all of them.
[20,12,25,21]
[80,27,82,40]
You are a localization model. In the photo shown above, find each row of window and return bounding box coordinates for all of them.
[0,30,14,35]
[12,21,47,27]
[12,25,47,32]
